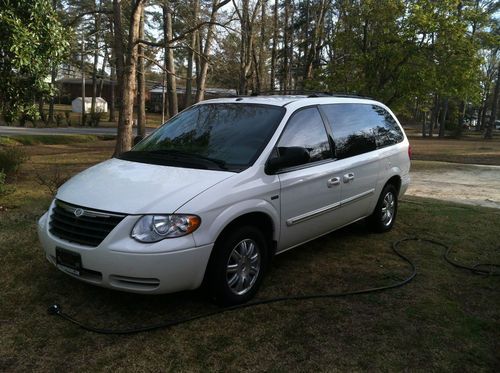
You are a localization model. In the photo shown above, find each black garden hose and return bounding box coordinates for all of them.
[47,237,499,335]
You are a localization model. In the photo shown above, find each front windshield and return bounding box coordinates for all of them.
[119,103,285,172]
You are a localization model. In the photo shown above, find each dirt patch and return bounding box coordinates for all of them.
[406,161,500,209]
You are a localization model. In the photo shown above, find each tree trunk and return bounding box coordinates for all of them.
[98,47,108,97]
[438,97,448,137]
[283,0,290,93]
[422,111,427,137]
[137,5,146,137]
[185,0,199,108]
[256,0,266,94]
[484,62,500,139]
[303,0,328,85]
[48,66,56,125]
[91,44,99,124]
[113,0,145,156]
[164,2,178,116]
[195,0,230,102]
[270,0,278,91]
[91,1,102,125]
[109,62,116,122]
[455,100,465,139]
[429,94,439,137]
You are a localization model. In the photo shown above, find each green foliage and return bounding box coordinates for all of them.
[0,0,70,120]
[0,146,29,176]
[0,170,6,195]
[318,0,489,115]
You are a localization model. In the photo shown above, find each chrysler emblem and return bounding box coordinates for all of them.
[74,208,84,217]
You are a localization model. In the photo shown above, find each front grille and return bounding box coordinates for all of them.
[49,200,126,247]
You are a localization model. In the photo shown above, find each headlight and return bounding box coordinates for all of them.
[131,214,201,243]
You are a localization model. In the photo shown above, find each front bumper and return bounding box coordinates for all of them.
[37,211,213,294]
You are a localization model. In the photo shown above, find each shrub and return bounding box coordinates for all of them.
[0,147,29,176]
[0,170,6,195]
[89,112,103,127]
[64,111,71,126]
[55,113,64,127]
[35,165,69,196]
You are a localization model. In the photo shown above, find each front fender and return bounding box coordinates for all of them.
[191,199,280,247]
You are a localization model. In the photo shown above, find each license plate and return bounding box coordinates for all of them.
[56,247,82,276]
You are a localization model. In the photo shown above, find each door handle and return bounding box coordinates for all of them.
[327,177,341,188]
[343,173,355,183]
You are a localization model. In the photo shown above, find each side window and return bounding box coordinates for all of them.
[371,106,404,148]
[276,107,332,166]
[322,104,377,159]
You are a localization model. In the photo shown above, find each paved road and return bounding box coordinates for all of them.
[0,126,154,136]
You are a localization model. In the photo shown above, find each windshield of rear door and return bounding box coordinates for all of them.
[118,103,285,172]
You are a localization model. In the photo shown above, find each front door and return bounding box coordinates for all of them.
[275,107,343,252]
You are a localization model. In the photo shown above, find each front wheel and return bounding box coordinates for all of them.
[207,226,268,306]
[368,184,398,232]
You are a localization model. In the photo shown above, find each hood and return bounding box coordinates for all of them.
[56,158,235,214]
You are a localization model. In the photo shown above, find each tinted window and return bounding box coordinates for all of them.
[371,106,404,148]
[276,107,331,165]
[122,103,285,171]
[322,104,403,159]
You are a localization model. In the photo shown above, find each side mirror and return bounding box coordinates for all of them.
[133,135,144,146]
[265,146,310,174]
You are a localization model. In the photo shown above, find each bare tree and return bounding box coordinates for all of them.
[137,5,146,137]
[164,1,178,116]
[113,0,146,156]
[185,0,199,108]
[195,0,231,102]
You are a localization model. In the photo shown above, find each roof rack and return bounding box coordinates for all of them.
[250,90,328,96]
[248,90,373,100]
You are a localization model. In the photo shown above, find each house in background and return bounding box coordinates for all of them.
[149,87,237,112]
[56,78,117,105]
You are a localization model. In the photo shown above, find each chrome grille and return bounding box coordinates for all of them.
[49,200,126,247]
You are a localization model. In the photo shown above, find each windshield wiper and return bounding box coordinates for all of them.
[147,149,229,170]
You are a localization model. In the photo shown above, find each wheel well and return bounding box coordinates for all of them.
[215,212,276,255]
[386,175,401,194]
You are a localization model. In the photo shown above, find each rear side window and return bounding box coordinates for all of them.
[322,104,404,159]
[277,107,331,165]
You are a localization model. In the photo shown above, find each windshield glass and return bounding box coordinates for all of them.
[119,103,285,172]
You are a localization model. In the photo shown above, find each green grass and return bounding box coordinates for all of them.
[0,142,499,372]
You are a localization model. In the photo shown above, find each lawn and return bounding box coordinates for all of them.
[1,138,499,372]
[409,133,500,165]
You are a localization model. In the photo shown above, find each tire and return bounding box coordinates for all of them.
[368,184,398,233]
[207,226,268,306]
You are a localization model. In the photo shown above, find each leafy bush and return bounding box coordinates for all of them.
[55,113,63,127]
[0,147,29,176]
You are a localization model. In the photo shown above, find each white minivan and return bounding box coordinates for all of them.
[38,95,411,305]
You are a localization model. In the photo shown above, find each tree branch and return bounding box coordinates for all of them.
[136,21,238,47]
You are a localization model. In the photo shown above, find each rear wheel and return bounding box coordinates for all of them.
[207,226,268,306]
[369,184,398,232]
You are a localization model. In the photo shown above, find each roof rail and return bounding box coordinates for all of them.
[325,92,374,100]
[248,90,374,100]
[249,90,329,96]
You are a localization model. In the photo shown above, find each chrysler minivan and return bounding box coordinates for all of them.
[38,95,411,305]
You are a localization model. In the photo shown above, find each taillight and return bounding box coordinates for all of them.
[408,144,412,160]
